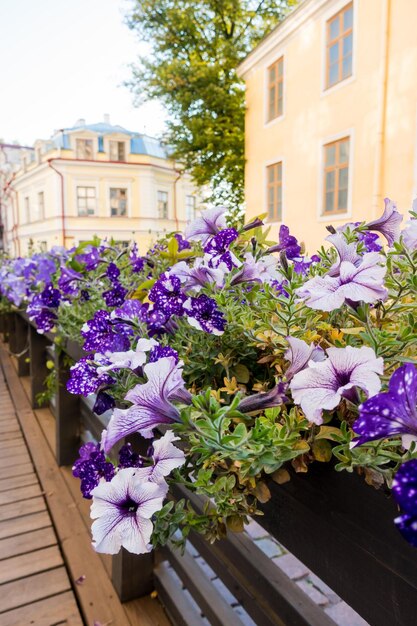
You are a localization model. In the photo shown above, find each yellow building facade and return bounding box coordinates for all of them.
[3,119,200,255]
[238,0,417,253]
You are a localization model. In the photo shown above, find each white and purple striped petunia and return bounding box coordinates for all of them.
[290,346,383,424]
[284,336,326,380]
[184,206,227,244]
[102,357,192,452]
[90,468,167,554]
[352,363,417,447]
[364,197,403,246]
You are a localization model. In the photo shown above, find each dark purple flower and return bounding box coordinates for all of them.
[75,246,101,270]
[118,443,143,469]
[204,228,239,255]
[364,198,403,246]
[357,231,382,253]
[129,244,145,273]
[174,233,191,251]
[353,364,417,447]
[80,289,90,302]
[67,357,114,396]
[81,310,131,353]
[392,460,417,547]
[271,279,289,297]
[72,442,115,499]
[149,345,179,363]
[111,299,147,324]
[103,282,128,307]
[93,390,116,415]
[40,283,61,308]
[26,294,58,333]
[148,273,186,317]
[241,217,264,232]
[58,266,83,296]
[268,225,301,259]
[183,294,226,335]
[106,262,120,282]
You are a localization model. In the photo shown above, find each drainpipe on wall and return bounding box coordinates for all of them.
[372,0,391,218]
[2,173,19,256]
[48,159,66,247]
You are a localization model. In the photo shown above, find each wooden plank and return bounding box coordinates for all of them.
[0,463,33,480]
[0,497,46,522]
[55,349,81,465]
[0,567,70,613]
[35,407,56,455]
[155,561,207,626]
[0,590,83,626]
[124,595,171,626]
[29,326,50,409]
[0,430,25,442]
[0,526,56,560]
[0,422,19,434]
[0,473,38,493]
[0,437,23,451]
[161,545,243,626]
[0,453,31,469]
[0,545,63,585]
[0,444,26,459]
[0,511,51,540]
[0,483,42,505]
[0,345,132,626]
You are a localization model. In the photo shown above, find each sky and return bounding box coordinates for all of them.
[0,0,167,146]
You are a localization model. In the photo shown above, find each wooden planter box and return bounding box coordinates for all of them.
[259,465,417,626]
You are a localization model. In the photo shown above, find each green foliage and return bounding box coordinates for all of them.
[126,0,297,204]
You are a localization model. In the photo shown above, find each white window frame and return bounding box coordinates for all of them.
[317,128,354,221]
[263,47,286,128]
[320,0,357,97]
[76,185,97,217]
[263,156,285,224]
[105,181,132,218]
[157,189,170,219]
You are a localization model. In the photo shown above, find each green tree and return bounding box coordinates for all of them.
[126,0,296,206]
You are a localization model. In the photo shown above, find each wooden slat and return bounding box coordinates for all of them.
[0,422,20,434]
[161,545,242,626]
[0,545,63,584]
[124,595,171,626]
[0,567,70,613]
[0,512,51,540]
[0,483,42,505]
[155,561,207,626]
[0,444,26,459]
[0,472,38,493]
[0,438,23,451]
[0,590,83,626]
[0,497,46,522]
[0,463,33,480]
[0,345,132,626]
[0,430,21,441]
[0,453,31,468]
[0,526,57,560]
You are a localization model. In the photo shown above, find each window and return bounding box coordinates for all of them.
[110,188,127,216]
[38,191,44,220]
[186,195,196,221]
[323,137,350,214]
[266,162,282,221]
[77,186,96,216]
[109,141,126,162]
[158,191,169,219]
[24,196,30,223]
[267,57,284,121]
[76,138,93,159]
[326,3,353,89]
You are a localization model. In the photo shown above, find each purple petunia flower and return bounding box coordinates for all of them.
[290,346,383,424]
[118,443,143,469]
[93,391,116,415]
[184,206,227,244]
[129,244,145,273]
[72,442,115,499]
[170,258,226,292]
[26,294,58,333]
[231,253,281,286]
[102,357,192,452]
[237,383,287,413]
[148,344,179,364]
[352,364,417,447]
[392,459,417,547]
[96,338,158,374]
[67,357,114,396]
[148,274,186,317]
[106,263,120,283]
[267,225,301,259]
[284,336,326,380]
[174,233,191,251]
[402,219,417,251]
[183,294,226,335]
[58,266,83,296]
[137,430,186,484]
[102,282,128,307]
[75,246,101,270]
[81,310,132,353]
[90,468,167,554]
[296,252,388,311]
[326,233,362,277]
[40,283,61,308]
[364,198,403,246]
[204,228,240,271]
[357,231,382,253]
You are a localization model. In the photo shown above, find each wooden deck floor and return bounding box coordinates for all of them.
[0,343,171,626]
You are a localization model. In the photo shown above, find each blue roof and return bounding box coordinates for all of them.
[53,122,168,159]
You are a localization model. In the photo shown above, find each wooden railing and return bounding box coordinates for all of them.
[2,311,417,626]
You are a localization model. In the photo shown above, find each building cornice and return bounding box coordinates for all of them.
[237,0,330,77]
